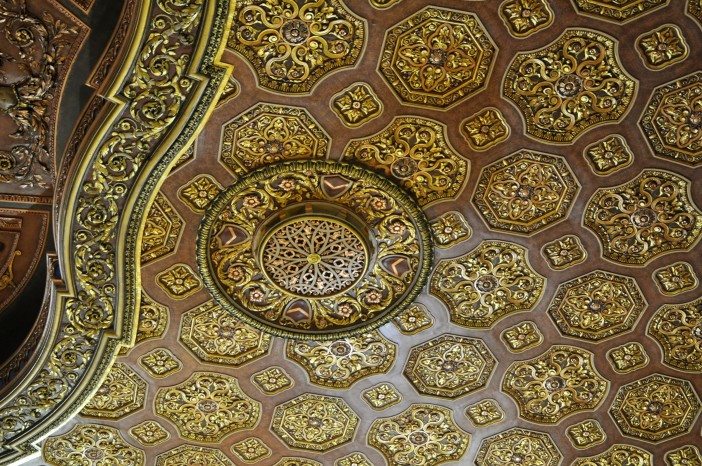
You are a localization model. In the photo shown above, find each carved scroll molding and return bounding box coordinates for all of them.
[0,0,232,463]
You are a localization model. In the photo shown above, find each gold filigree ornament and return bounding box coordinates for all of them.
[232,437,272,463]
[363,382,402,410]
[640,72,702,166]
[393,302,433,334]
[337,453,373,466]
[230,0,365,94]
[155,263,202,299]
[502,345,608,424]
[648,296,702,372]
[368,404,470,466]
[541,235,587,270]
[370,0,402,9]
[474,427,561,466]
[584,169,702,264]
[286,331,396,388]
[499,0,554,38]
[572,444,652,466]
[43,424,145,466]
[501,321,543,353]
[653,262,698,296]
[666,445,702,466]
[220,103,329,177]
[178,174,223,213]
[156,445,234,466]
[466,399,505,427]
[141,192,184,264]
[691,1,702,27]
[80,362,147,419]
[179,300,271,365]
[331,82,383,128]
[276,458,322,466]
[547,270,646,341]
[460,107,510,152]
[504,29,636,143]
[636,24,688,70]
[430,211,472,248]
[128,420,169,446]
[139,348,181,378]
[271,393,359,451]
[431,240,545,328]
[473,150,579,235]
[609,373,701,442]
[154,371,261,442]
[566,419,606,449]
[607,342,649,373]
[570,0,668,22]
[583,134,634,176]
[404,334,496,398]
[196,160,432,339]
[343,116,468,207]
[252,366,294,394]
[378,6,496,109]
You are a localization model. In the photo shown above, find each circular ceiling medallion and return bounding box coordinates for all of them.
[197,160,432,340]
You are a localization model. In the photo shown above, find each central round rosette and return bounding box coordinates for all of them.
[197,160,431,339]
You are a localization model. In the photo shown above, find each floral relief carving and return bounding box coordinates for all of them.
[501,321,543,352]
[363,382,402,410]
[220,103,329,177]
[431,240,545,328]
[499,0,554,38]
[460,108,510,151]
[178,174,222,213]
[475,427,561,466]
[368,404,470,466]
[504,29,636,143]
[404,334,496,398]
[141,192,184,264]
[584,170,702,264]
[430,211,472,248]
[156,445,234,466]
[542,235,587,270]
[156,263,202,299]
[231,437,271,463]
[570,0,668,22]
[252,366,293,394]
[80,362,147,419]
[393,303,433,335]
[230,0,365,93]
[343,116,468,206]
[566,420,606,449]
[648,296,702,372]
[128,420,169,446]
[547,270,646,341]
[287,331,396,388]
[610,373,701,442]
[473,150,579,234]
[584,134,634,175]
[571,445,652,466]
[666,445,702,466]
[331,82,383,127]
[466,399,504,427]
[608,342,649,373]
[379,6,496,108]
[637,24,688,70]
[337,453,373,466]
[271,393,359,451]
[154,371,261,442]
[180,300,271,366]
[690,1,702,26]
[133,290,168,345]
[139,348,181,378]
[43,424,144,466]
[640,72,702,166]
[653,262,698,295]
[275,459,322,466]
[502,345,608,424]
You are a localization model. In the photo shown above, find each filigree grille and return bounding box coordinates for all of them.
[261,217,367,297]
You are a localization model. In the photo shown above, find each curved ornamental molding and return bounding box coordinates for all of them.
[0,0,232,463]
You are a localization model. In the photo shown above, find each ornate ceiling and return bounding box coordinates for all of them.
[0,0,701,465]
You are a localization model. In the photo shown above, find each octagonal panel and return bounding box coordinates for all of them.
[271,393,358,451]
[156,445,233,466]
[155,372,260,442]
[648,296,702,372]
[81,362,147,419]
[368,404,470,466]
[229,0,365,93]
[286,331,396,388]
[503,345,608,424]
[504,29,636,143]
[548,270,646,341]
[640,72,702,166]
[572,445,652,466]
[180,300,271,366]
[472,150,579,234]
[404,334,496,398]
[379,6,496,109]
[431,240,545,328]
[220,103,329,177]
[43,424,144,466]
[475,428,561,466]
[610,373,701,442]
